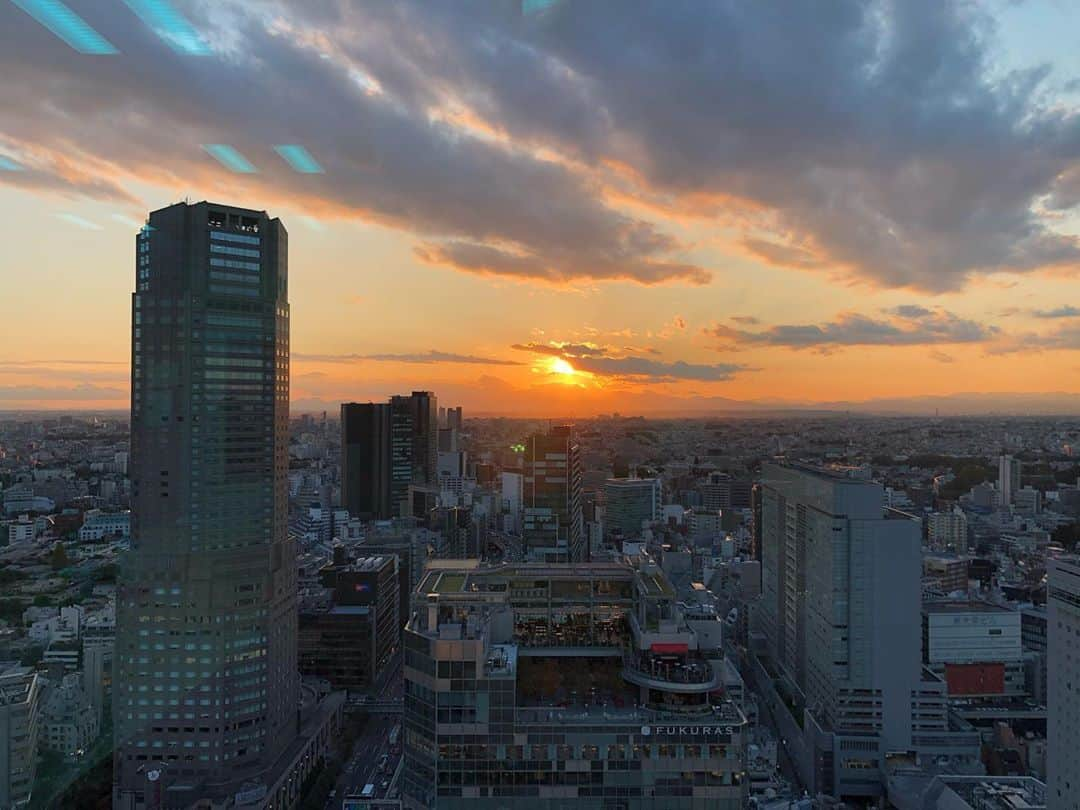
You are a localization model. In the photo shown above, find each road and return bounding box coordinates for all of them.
[328,658,404,809]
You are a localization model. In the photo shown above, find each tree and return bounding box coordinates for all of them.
[1053,523,1080,551]
[50,543,70,571]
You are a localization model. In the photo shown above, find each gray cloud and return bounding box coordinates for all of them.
[0,0,1076,291]
[510,342,607,357]
[293,350,522,366]
[571,356,748,382]
[512,341,748,381]
[709,307,999,350]
[1032,305,1080,318]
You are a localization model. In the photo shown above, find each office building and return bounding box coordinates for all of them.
[299,553,400,693]
[604,477,661,539]
[341,402,392,519]
[523,426,584,562]
[446,406,463,431]
[1048,556,1080,808]
[402,558,749,809]
[397,391,439,492]
[0,664,41,809]
[114,202,298,807]
[757,464,930,798]
[700,472,750,512]
[343,392,438,521]
[921,601,1024,697]
[998,455,1020,507]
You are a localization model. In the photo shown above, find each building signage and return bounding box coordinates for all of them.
[641,725,734,737]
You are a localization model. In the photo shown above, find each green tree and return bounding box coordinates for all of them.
[1053,523,1080,551]
[50,543,70,571]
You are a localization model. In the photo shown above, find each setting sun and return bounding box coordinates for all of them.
[550,357,577,376]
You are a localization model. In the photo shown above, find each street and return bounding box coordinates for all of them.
[328,658,404,808]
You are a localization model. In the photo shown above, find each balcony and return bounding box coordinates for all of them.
[621,652,720,693]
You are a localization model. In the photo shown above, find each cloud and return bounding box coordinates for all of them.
[511,341,748,381]
[2,0,1075,292]
[731,315,760,326]
[0,0,708,287]
[293,350,522,366]
[511,342,607,357]
[929,350,956,364]
[1032,305,1080,319]
[570,355,749,382]
[708,307,999,351]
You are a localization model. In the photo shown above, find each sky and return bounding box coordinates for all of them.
[0,0,1078,416]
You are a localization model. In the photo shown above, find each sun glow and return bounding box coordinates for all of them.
[549,357,576,376]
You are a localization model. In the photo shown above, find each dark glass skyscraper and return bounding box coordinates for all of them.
[523,425,584,562]
[342,391,438,520]
[341,402,391,519]
[114,202,297,807]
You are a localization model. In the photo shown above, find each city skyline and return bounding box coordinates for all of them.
[1,0,1080,415]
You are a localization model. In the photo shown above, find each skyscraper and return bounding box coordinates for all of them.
[114,202,297,806]
[1048,556,1080,809]
[999,454,1020,506]
[341,402,392,519]
[342,392,438,520]
[523,425,583,562]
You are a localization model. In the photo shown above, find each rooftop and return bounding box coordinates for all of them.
[924,600,1012,614]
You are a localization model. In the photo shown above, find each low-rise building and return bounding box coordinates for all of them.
[0,664,42,809]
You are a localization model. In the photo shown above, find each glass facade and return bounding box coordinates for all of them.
[114,202,297,807]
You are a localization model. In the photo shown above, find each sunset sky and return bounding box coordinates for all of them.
[1,0,1079,415]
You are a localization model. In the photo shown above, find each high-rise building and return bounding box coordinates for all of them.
[523,425,583,561]
[403,390,438,488]
[342,392,438,521]
[341,402,392,519]
[757,464,932,798]
[114,202,298,806]
[999,454,1020,507]
[403,559,749,809]
[444,406,463,431]
[603,477,661,539]
[1048,556,1080,808]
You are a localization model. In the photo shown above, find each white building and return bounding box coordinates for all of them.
[922,602,1025,696]
[77,509,130,542]
[5,516,35,546]
[28,605,83,646]
[0,664,42,809]
[1048,556,1080,809]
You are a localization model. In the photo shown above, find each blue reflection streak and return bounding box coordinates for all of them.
[10,0,119,54]
[274,145,324,174]
[202,144,257,173]
[121,0,210,55]
[0,155,23,171]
